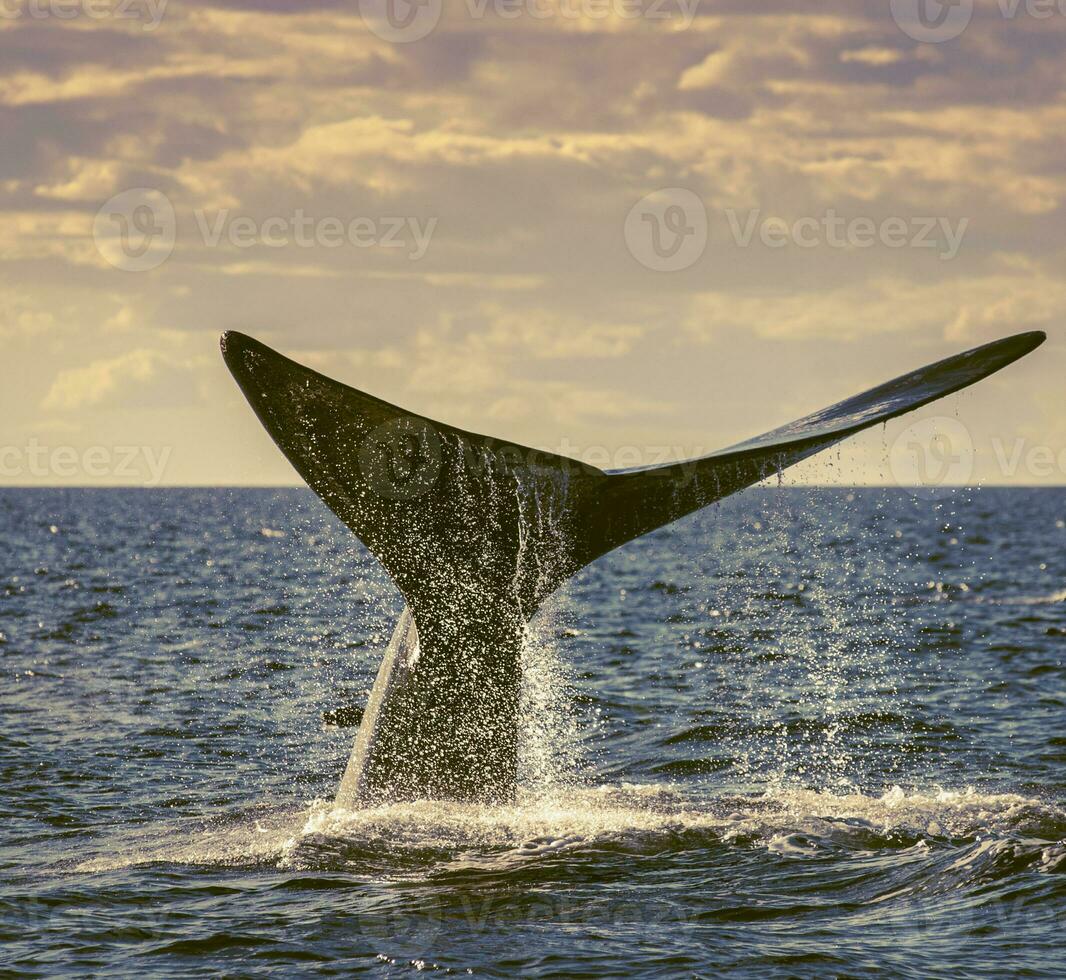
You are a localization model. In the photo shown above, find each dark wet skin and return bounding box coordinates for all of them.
[221,329,1045,805]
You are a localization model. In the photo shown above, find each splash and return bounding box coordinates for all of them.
[71,783,1063,878]
[518,614,581,795]
[690,488,921,790]
[279,783,1066,878]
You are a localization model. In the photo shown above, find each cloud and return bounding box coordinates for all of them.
[0,291,56,339]
[839,47,906,66]
[41,348,207,412]
[33,158,121,201]
[42,349,163,411]
[478,306,644,360]
[685,263,1066,343]
[1,1,1063,482]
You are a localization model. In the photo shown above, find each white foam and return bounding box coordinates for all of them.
[70,783,1063,876]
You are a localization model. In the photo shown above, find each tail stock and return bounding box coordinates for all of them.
[221,329,1045,803]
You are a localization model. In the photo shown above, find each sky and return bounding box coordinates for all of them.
[1,0,1063,488]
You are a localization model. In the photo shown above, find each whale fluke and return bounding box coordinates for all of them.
[221,329,1045,805]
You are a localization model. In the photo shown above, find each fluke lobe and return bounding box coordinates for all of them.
[221,329,1045,807]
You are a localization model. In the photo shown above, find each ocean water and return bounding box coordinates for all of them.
[0,486,1063,978]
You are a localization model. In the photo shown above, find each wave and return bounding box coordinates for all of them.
[72,784,1064,885]
[984,588,1066,606]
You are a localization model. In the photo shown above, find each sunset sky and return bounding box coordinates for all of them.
[1,0,1063,487]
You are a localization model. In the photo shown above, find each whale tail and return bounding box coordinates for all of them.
[221,329,1045,804]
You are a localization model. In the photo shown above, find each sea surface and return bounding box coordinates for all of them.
[0,486,1063,978]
